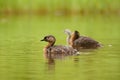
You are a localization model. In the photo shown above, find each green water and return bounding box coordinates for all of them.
[0,15,120,80]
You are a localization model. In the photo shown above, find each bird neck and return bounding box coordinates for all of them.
[45,42,55,48]
[69,32,79,47]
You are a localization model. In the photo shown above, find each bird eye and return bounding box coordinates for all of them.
[44,37,47,39]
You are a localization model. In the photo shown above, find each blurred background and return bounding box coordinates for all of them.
[0,0,120,15]
[0,0,120,80]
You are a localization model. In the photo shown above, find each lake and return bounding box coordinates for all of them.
[0,14,120,80]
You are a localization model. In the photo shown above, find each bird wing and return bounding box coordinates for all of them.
[49,45,77,55]
[74,36,99,48]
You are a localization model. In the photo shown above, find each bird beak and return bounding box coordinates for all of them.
[41,39,45,41]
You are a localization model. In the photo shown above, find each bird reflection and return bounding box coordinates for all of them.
[45,56,55,72]
[47,57,55,65]
[74,57,79,62]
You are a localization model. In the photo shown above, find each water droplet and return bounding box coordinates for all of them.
[108,44,112,47]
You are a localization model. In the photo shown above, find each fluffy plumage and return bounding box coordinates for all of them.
[65,30,101,51]
[41,35,78,58]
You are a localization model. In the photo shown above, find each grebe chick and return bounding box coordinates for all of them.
[69,30,101,51]
[64,29,72,45]
[41,35,77,58]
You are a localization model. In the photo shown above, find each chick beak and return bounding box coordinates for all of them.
[41,39,45,41]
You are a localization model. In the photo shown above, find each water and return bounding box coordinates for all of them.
[0,15,120,80]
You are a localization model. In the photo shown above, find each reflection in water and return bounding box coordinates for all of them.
[74,57,79,62]
[45,57,55,73]
[79,49,98,52]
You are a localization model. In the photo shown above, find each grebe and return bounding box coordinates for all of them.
[41,35,78,58]
[64,29,72,45]
[65,30,101,51]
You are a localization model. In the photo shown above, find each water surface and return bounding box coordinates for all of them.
[0,15,120,80]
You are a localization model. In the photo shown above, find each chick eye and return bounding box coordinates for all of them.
[44,37,47,39]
